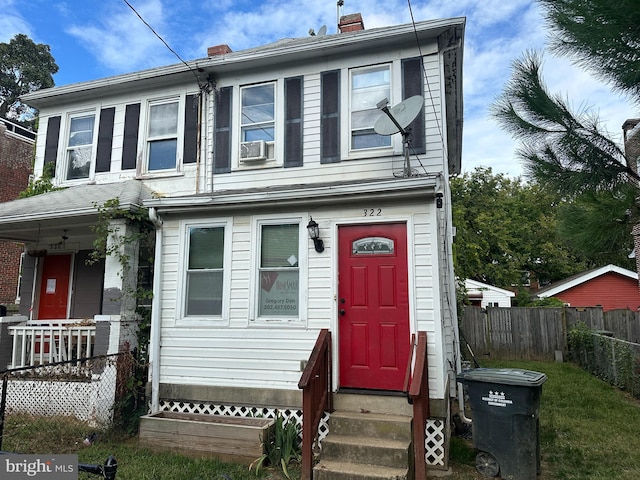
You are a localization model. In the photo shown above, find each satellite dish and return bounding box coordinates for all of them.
[374,95,424,135]
[374,95,425,178]
[310,25,328,36]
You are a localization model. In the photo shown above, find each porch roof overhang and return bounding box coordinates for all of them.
[144,175,440,216]
[0,180,155,243]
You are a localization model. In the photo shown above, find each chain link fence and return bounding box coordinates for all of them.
[0,353,136,453]
[569,325,640,398]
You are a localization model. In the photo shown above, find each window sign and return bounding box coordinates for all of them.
[258,224,299,317]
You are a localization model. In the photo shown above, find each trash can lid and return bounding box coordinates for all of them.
[457,368,547,387]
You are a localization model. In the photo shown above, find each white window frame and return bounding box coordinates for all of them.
[233,80,283,168]
[176,219,232,325]
[142,96,185,174]
[61,110,97,183]
[249,215,308,325]
[349,63,393,153]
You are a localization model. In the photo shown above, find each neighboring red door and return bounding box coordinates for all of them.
[338,223,410,391]
[38,254,72,319]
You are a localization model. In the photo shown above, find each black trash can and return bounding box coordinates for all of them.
[457,368,547,479]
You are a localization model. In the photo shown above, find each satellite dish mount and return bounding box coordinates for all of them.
[374,95,424,177]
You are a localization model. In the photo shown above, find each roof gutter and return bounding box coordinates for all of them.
[148,207,163,414]
[146,176,440,215]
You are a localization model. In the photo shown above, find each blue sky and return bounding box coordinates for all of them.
[2,0,636,178]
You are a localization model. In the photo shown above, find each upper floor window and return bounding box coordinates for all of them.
[65,114,95,180]
[240,83,276,161]
[350,65,391,150]
[147,100,179,171]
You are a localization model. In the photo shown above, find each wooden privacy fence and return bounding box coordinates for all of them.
[460,306,640,361]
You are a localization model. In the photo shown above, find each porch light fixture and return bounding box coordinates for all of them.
[307,217,325,253]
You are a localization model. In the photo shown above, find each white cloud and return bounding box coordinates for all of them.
[66,0,175,73]
[29,0,638,179]
[0,0,33,42]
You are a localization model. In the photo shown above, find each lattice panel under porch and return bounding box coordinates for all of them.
[424,418,447,467]
[158,400,330,442]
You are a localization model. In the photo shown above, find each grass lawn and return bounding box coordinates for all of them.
[449,359,640,480]
[3,359,640,479]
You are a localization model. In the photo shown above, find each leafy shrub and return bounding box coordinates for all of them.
[250,412,301,479]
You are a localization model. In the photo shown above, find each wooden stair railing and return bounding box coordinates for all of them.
[408,331,430,480]
[298,329,332,480]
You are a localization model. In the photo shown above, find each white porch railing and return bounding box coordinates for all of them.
[8,320,96,368]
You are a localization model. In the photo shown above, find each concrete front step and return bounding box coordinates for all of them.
[329,411,412,442]
[332,392,413,416]
[321,434,411,468]
[314,460,408,480]
[314,403,414,480]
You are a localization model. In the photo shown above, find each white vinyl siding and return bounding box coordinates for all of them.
[156,202,447,399]
[206,52,442,194]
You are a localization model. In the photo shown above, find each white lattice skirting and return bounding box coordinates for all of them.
[158,400,447,467]
[6,365,117,425]
[424,418,447,467]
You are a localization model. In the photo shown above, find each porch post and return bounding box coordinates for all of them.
[0,316,27,369]
[102,218,140,354]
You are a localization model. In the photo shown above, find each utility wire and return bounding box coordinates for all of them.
[406,0,446,150]
[123,0,205,90]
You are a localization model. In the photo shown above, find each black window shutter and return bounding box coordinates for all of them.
[320,70,340,164]
[284,76,303,168]
[402,57,426,155]
[183,94,199,164]
[214,87,232,174]
[43,116,61,167]
[122,103,140,170]
[95,107,115,173]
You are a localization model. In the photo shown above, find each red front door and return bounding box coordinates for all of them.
[338,223,410,391]
[38,254,72,319]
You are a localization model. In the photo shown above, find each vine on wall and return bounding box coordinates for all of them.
[89,197,155,433]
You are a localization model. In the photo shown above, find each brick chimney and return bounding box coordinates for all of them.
[338,13,365,33]
[207,44,232,57]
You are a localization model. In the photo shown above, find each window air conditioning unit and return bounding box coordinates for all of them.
[240,140,267,162]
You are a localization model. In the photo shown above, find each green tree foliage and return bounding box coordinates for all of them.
[451,167,586,290]
[540,0,640,101]
[0,34,58,121]
[556,184,637,270]
[492,1,640,267]
[492,52,638,196]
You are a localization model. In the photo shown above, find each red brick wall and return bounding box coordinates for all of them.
[553,273,640,311]
[0,122,33,305]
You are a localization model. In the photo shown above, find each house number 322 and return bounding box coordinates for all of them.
[364,208,382,217]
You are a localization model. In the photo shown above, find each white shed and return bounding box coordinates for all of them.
[464,279,515,308]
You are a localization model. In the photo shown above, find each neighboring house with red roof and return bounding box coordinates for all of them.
[537,264,640,311]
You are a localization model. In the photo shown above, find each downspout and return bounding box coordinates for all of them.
[195,91,203,194]
[148,207,163,413]
[438,32,472,424]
